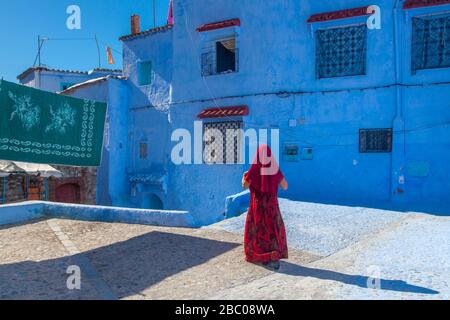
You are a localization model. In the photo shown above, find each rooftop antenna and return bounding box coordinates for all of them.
[94,34,101,68]
[32,35,102,69]
[38,35,41,66]
[34,35,47,67]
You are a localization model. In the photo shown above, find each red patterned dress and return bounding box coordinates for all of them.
[243,145,288,264]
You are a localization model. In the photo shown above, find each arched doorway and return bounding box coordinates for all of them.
[148,194,164,210]
[55,183,81,204]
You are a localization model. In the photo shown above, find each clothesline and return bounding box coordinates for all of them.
[33,35,122,68]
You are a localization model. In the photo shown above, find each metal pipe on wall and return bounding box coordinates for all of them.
[45,177,49,201]
[390,0,407,200]
[2,177,6,204]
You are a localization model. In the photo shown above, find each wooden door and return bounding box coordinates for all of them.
[55,183,81,204]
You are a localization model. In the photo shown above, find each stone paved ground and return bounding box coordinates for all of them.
[210,200,450,300]
[0,218,317,300]
[0,201,449,300]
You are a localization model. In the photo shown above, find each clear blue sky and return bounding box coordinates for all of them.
[0,0,170,82]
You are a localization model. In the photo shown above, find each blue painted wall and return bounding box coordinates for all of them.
[92,0,450,225]
[0,201,195,228]
[63,78,130,208]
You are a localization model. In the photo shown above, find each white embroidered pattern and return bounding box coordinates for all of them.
[0,98,96,159]
[46,103,77,134]
[8,92,41,131]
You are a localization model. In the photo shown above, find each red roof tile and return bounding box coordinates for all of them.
[197,19,241,32]
[307,6,370,23]
[403,0,450,9]
[197,105,249,119]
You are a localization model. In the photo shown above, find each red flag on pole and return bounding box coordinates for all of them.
[107,47,115,65]
[167,0,174,25]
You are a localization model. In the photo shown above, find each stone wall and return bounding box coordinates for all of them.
[0,167,97,205]
[48,166,97,205]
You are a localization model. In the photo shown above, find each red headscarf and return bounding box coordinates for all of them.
[245,144,284,194]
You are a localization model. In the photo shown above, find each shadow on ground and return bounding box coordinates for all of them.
[0,231,239,300]
[1,229,439,299]
[278,261,439,295]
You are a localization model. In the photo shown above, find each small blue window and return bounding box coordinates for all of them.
[412,13,450,73]
[316,24,367,78]
[138,61,152,86]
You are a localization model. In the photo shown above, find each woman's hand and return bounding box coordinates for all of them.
[242,171,249,189]
[280,178,288,191]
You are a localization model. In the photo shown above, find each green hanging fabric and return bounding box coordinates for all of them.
[0,80,106,167]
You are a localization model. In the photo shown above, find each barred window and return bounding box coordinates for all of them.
[412,14,450,73]
[203,121,243,164]
[316,25,367,78]
[359,129,393,153]
[202,37,238,76]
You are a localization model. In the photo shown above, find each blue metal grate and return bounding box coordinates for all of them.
[412,13,450,73]
[316,24,367,78]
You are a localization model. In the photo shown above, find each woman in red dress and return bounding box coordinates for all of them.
[242,144,289,270]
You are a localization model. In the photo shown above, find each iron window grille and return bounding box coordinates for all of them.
[412,13,450,73]
[359,129,393,153]
[203,121,243,164]
[316,24,367,78]
[201,37,239,76]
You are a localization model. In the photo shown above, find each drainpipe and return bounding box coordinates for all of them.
[390,0,406,203]
[25,176,29,200]
[44,177,49,201]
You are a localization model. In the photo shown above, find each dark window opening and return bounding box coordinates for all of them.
[359,129,393,153]
[216,38,236,74]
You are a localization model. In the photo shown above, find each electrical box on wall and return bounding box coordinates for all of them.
[283,144,299,162]
[302,148,314,160]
